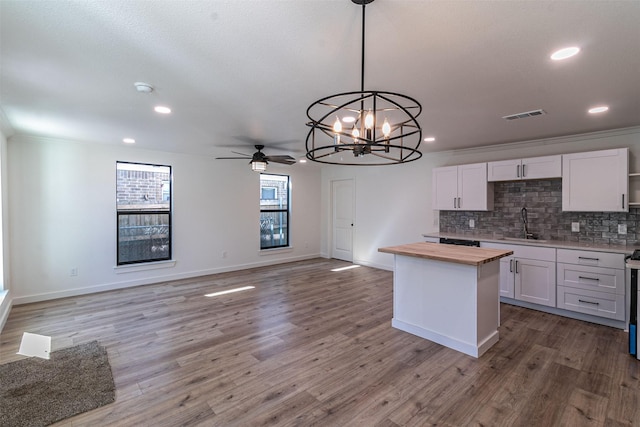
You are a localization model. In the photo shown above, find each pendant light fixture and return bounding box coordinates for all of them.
[305,0,422,166]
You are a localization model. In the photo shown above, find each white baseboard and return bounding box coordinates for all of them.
[12,253,321,305]
[354,258,393,272]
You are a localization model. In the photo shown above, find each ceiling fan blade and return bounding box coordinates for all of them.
[215,156,251,160]
[265,155,296,165]
[231,151,251,156]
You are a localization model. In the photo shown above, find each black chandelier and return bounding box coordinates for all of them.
[305,0,422,166]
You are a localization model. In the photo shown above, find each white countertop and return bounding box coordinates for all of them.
[423,232,636,255]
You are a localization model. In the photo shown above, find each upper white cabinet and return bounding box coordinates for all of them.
[432,163,494,211]
[487,155,561,182]
[562,148,628,212]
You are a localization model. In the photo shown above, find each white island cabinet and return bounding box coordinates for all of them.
[379,242,512,358]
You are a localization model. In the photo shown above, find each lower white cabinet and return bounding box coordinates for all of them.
[498,256,515,298]
[483,243,556,307]
[556,249,626,321]
[515,258,556,307]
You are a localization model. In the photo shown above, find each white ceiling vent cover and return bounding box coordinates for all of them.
[502,109,546,121]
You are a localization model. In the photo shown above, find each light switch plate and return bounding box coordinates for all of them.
[571,222,580,232]
[618,224,627,234]
[469,219,475,228]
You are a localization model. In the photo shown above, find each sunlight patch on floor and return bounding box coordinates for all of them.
[205,286,255,298]
[331,265,361,272]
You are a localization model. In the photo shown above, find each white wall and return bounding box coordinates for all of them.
[321,127,640,271]
[8,135,322,303]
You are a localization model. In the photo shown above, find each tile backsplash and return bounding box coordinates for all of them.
[439,178,639,246]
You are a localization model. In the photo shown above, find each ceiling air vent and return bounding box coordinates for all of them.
[502,109,546,121]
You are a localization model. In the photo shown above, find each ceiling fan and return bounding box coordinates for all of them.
[216,145,296,172]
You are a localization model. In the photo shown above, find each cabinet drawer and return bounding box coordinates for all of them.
[557,285,625,321]
[557,263,625,294]
[482,242,555,262]
[556,249,625,269]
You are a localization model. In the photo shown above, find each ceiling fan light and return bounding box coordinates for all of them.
[251,160,267,172]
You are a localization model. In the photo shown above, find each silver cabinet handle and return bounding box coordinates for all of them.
[522,164,526,177]
[622,194,625,210]
[516,164,520,178]
[579,276,600,282]
[458,197,461,209]
[578,299,600,305]
[515,260,519,274]
[509,259,513,273]
[453,197,457,209]
[578,256,599,262]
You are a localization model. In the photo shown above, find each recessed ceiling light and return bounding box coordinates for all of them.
[424,137,435,142]
[550,46,580,61]
[123,138,135,144]
[588,105,609,114]
[342,116,356,123]
[134,82,154,93]
[298,159,307,163]
[154,106,171,114]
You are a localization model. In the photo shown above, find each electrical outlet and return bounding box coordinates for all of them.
[469,219,475,228]
[222,251,228,258]
[70,267,78,277]
[571,222,580,232]
[618,224,627,234]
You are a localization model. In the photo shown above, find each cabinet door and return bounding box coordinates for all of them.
[432,166,459,210]
[515,258,556,307]
[521,155,561,179]
[499,257,515,298]
[458,163,493,211]
[562,148,628,212]
[487,159,521,182]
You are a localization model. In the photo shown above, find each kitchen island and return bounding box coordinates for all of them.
[379,242,513,357]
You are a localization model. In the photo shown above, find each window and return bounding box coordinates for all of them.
[116,162,172,265]
[260,174,289,249]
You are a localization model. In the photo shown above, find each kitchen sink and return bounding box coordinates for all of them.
[500,237,549,243]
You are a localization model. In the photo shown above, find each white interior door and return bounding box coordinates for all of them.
[332,179,354,262]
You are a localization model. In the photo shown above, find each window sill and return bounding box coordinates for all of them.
[114,259,176,274]
[259,246,293,256]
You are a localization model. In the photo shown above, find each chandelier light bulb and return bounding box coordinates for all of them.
[364,110,374,129]
[382,118,391,138]
[352,125,360,141]
[333,116,342,133]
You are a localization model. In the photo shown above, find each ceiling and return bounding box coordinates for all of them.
[1,0,639,161]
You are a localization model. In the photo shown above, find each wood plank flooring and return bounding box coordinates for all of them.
[1,258,639,426]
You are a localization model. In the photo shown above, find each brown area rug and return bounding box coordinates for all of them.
[0,340,115,427]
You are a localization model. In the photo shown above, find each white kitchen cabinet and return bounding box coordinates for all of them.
[556,249,626,321]
[498,256,515,298]
[487,155,561,182]
[562,148,628,212]
[432,163,493,211]
[515,258,556,307]
[482,242,556,307]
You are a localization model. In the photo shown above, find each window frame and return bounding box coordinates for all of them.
[116,161,172,265]
[259,173,290,250]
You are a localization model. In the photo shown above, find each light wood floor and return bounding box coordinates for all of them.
[1,258,639,426]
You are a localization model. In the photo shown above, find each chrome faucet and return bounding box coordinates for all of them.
[521,207,534,239]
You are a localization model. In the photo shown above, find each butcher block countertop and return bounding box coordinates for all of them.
[378,242,513,266]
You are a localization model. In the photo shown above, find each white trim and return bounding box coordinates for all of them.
[0,290,12,333]
[259,246,294,256]
[114,259,176,273]
[12,253,321,305]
